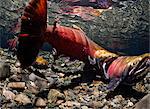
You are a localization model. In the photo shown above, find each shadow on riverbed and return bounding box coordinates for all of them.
[106,85,147,100]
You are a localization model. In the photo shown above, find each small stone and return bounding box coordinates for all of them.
[73,101,81,107]
[127,101,133,107]
[81,106,88,109]
[103,105,109,109]
[15,61,21,67]
[35,56,48,66]
[26,82,39,94]
[65,101,73,107]
[46,77,55,86]
[35,97,47,107]
[10,66,21,73]
[50,74,58,78]
[15,93,31,105]
[3,89,16,100]
[29,73,37,81]
[58,73,65,77]
[34,79,48,91]
[48,89,65,103]
[92,101,103,108]
[56,100,64,105]
[7,82,26,89]
[9,74,21,81]
[0,61,10,80]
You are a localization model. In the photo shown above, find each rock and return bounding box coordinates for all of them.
[58,73,65,77]
[48,89,65,104]
[7,82,26,89]
[34,56,48,68]
[64,90,76,101]
[10,65,21,73]
[64,101,74,107]
[56,100,64,105]
[0,61,10,80]
[34,79,48,91]
[9,74,21,81]
[29,73,39,81]
[15,93,31,105]
[26,82,39,94]
[127,101,133,107]
[29,73,49,91]
[81,106,88,109]
[92,101,103,108]
[3,89,16,100]
[35,97,47,107]
[135,94,150,109]
[46,77,55,87]
[15,61,21,67]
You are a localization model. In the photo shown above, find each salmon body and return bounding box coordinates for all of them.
[16,0,150,91]
[45,25,99,60]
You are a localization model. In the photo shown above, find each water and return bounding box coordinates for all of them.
[0,0,149,55]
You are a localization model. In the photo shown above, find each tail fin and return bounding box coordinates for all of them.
[21,0,47,35]
[17,0,47,68]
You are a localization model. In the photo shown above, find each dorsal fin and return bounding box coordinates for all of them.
[21,0,47,35]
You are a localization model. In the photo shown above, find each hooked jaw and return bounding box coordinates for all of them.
[107,56,150,91]
[96,54,150,91]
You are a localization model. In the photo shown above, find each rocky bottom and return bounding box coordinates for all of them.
[0,48,149,109]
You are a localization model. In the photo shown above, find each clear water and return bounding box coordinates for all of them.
[0,0,149,55]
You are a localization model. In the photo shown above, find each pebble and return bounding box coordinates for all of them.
[7,82,26,89]
[0,61,10,80]
[29,73,38,81]
[0,43,149,109]
[34,79,48,91]
[9,74,21,81]
[48,89,65,103]
[3,89,16,100]
[35,97,47,107]
[26,82,39,94]
[81,106,89,109]
[15,93,31,105]
[58,73,65,77]
[46,77,55,86]
[56,100,64,105]
[64,101,74,107]
[92,101,104,108]
[127,101,133,107]
[15,61,21,67]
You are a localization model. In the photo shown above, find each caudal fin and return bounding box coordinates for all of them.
[17,0,47,68]
[21,0,47,35]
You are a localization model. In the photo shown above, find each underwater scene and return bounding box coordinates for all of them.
[0,0,149,108]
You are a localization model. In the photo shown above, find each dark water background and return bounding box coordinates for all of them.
[0,0,149,55]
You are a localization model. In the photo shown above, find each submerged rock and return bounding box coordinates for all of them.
[7,82,26,89]
[35,97,47,107]
[48,89,65,104]
[15,93,31,105]
[0,60,10,80]
[135,94,150,109]
[2,89,16,100]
